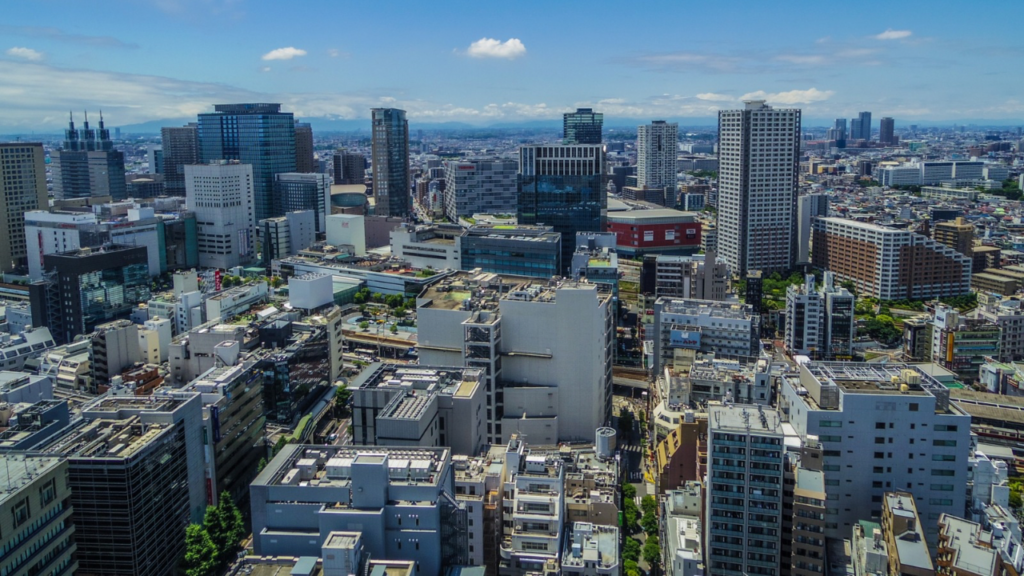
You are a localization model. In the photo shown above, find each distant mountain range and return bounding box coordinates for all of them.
[3,115,1021,139]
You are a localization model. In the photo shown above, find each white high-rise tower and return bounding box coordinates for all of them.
[637,120,679,191]
[717,101,801,275]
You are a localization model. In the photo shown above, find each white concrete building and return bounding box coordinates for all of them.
[780,362,972,545]
[499,436,566,576]
[972,294,1024,363]
[205,281,268,323]
[878,165,923,187]
[560,522,620,576]
[261,210,316,261]
[389,224,462,270]
[663,482,705,576]
[326,214,366,256]
[443,159,518,221]
[185,161,256,269]
[637,121,679,191]
[654,253,729,301]
[717,101,800,274]
[652,298,760,373]
[288,272,334,311]
[706,403,785,576]
[418,272,614,445]
[796,194,828,264]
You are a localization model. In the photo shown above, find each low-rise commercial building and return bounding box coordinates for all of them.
[662,482,705,576]
[606,209,702,257]
[652,298,761,373]
[390,224,463,270]
[882,492,935,576]
[459,225,562,278]
[560,522,620,576]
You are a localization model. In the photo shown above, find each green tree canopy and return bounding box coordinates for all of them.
[182,524,217,576]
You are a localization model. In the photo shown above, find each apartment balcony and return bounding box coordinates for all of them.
[746,558,780,569]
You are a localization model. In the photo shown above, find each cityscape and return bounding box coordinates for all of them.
[2,3,1024,576]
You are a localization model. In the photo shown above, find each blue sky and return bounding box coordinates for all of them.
[2,0,1023,130]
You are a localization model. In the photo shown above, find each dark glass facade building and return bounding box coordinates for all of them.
[160,124,198,196]
[517,144,606,271]
[197,103,296,222]
[275,172,331,233]
[371,108,411,218]
[563,108,604,144]
[459,225,561,278]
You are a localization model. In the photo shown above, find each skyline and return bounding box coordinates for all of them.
[2,0,1024,132]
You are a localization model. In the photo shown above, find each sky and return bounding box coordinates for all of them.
[2,0,1024,131]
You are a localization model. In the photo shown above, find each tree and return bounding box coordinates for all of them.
[623,539,642,563]
[618,406,634,434]
[393,307,407,319]
[641,510,659,535]
[641,495,657,516]
[385,294,405,309]
[353,290,369,305]
[335,383,352,411]
[217,492,245,559]
[622,482,637,500]
[269,276,284,288]
[256,457,267,474]
[182,524,217,576]
[390,324,399,335]
[642,534,661,566]
[358,321,370,331]
[371,292,384,303]
[623,497,639,532]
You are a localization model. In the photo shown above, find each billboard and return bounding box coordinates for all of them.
[669,330,701,349]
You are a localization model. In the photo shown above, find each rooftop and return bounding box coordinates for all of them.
[951,388,1024,425]
[561,523,620,570]
[257,444,450,489]
[710,404,783,434]
[885,493,933,571]
[938,515,998,576]
[43,416,175,460]
[0,454,63,507]
[607,209,698,223]
[658,297,756,320]
[420,270,609,311]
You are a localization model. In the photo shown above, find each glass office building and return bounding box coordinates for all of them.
[459,225,562,278]
[197,103,296,222]
[517,144,606,271]
[371,108,411,218]
[563,108,604,144]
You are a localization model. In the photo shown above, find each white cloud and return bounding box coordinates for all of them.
[875,29,912,40]
[466,38,526,59]
[261,47,307,61]
[260,66,271,73]
[695,93,734,102]
[739,88,835,105]
[775,54,826,65]
[327,48,345,58]
[6,47,43,61]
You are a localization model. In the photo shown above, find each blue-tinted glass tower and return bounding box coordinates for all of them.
[197,103,296,222]
[371,108,411,218]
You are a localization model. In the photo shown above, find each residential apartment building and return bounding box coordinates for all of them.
[418,272,614,445]
[652,298,761,373]
[797,194,829,265]
[249,444,469,575]
[637,120,679,193]
[662,482,705,576]
[705,403,785,576]
[0,143,47,272]
[934,217,975,258]
[786,438,827,576]
[560,523,620,576]
[443,160,518,221]
[717,101,801,275]
[936,514,1001,576]
[499,436,566,576]
[780,363,972,545]
[811,217,972,300]
[185,161,257,269]
[882,493,935,576]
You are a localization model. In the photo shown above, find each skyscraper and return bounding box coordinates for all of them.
[274,172,331,233]
[796,193,829,264]
[185,161,256,269]
[879,117,895,145]
[371,108,411,217]
[294,122,316,173]
[517,144,606,270]
[161,123,198,196]
[563,107,604,144]
[717,101,801,275]
[51,111,127,200]
[637,120,679,191]
[850,111,872,140]
[0,143,47,272]
[197,103,296,222]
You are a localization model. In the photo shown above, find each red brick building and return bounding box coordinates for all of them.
[606,209,701,257]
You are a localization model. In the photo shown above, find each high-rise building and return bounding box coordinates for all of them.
[933,217,974,258]
[42,393,206,576]
[185,161,256,269]
[0,143,47,272]
[294,122,316,173]
[89,319,142,393]
[705,403,785,576]
[261,210,316,263]
[812,217,972,300]
[826,118,847,142]
[160,123,198,196]
[563,108,604,145]
[784,272,856,360]
[796,194,829,264]
[780,362,971,545]
[197,103,296,222]
[717,101,801,275]
[517,144,606,270]
[879,117,895,145]
[443,159,518,221]
[29,244,151,344]
[274,172,330,233]
[0,454,78,576]
[51,112,127,200]
[637,120,679,191]
[148,145,163,174]
[332,149,366,185]
[371,108,411,217]
[850,111,873,140]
